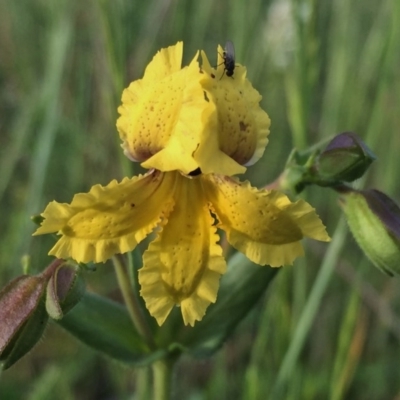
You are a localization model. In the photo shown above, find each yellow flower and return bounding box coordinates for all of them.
[33,42,330,326]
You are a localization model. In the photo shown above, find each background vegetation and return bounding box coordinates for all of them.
[1,0,400,398]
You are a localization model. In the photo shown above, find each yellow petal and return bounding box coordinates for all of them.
[271,193,331,242]
[33,171,176,264]
[139,173,226,326]
[142,41,184,82]
[117,43,213,174]
[194,94,247,176]
[117,42,184,159]
[203,175,330,267]
[195,47,270,173]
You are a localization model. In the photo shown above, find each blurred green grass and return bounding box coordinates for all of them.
[1,0,400,398]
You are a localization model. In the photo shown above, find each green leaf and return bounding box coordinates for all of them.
[57,292,166,366]
[179,253,277,357]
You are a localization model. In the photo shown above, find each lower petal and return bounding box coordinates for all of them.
[204,175,330,267]
[139,174,226,326]
[33,171,176,263]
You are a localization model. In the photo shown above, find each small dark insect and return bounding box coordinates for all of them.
[222,40,236,77]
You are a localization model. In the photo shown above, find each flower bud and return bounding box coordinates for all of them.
[339,188,400,276]
[0,259,84,369]
[46,262,85,320]
[0,275,48,369]
[280,133,375,194]
[314,132,376,185]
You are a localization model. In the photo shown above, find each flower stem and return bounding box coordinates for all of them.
[272,216,348,396]
[152,359,174,400]
[112,255,156,350]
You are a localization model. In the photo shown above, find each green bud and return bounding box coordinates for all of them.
[46,262,85,320]
[340,188,400,276]
[0,275,48,369]
[280,133,376,194]
[314,132,376,185]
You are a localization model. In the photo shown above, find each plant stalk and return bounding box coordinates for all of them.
[152,359,174,400]
[113,255,156,350]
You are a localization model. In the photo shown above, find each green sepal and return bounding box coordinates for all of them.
[279,149,313,194]
[178,253,277,357]
[57,292,166,366]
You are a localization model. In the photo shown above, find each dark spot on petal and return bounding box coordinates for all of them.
[131,203,135,207]
[239,121,248,131]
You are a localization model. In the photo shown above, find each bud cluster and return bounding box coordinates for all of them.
[281,132,376,193]
[280,131,400,278]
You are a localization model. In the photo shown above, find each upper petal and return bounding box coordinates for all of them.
[203,175,330,267]
[117,43,213,174]
[194,46,271,174]
[139,173,226,326]
[33,171,176,264]
[142,41,184,82]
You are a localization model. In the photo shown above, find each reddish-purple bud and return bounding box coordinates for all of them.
[0,259,84,369]
[0,274,48,369]
[315,132,376,184]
